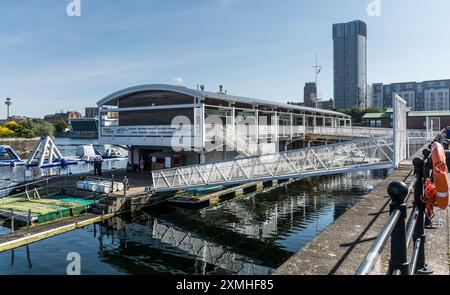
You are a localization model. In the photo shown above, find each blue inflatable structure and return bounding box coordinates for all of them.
[0,145,26,167]
[26,136,77,169]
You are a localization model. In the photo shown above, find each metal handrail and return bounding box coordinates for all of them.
[151,136,394,192]
[355,210,402,275]
[355,131,447,275]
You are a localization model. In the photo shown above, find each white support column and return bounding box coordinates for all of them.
[303,113,306,140]
[232,106,236,150]
[290,113,293,140]
[255,109,259,144]
[201,103,206,149]
[274,111,279,142]
[98,108,102,141]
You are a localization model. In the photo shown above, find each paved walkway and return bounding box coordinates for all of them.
[274,166,450,275]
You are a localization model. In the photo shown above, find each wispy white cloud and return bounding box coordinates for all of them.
[173,77,185,86]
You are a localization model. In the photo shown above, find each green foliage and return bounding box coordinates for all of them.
[0,119,55,138]
[54,120,68,133]
[35,121,55,137]
[334,107,387,124]
[0,126,14,137]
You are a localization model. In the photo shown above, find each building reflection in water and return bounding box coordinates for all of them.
[0,170,385,275]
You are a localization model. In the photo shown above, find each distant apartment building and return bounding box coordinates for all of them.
[317,99,335,110]
[44,111,81,124]
[85,107,99,118]
[333,20,368,110]
[371,79,450,111]
[303,82,317,108]
[366,83,373,108]
[288,98,334,111]
[363,109,450,130]
[68,118,99,139]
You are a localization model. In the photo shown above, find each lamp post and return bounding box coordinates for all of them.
[5,97,12,120]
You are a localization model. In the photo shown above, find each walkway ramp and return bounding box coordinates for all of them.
[151,136,394,192]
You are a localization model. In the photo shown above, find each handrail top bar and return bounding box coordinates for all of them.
[355,209,402,275]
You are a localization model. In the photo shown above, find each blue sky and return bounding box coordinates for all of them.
[1,0,450,118]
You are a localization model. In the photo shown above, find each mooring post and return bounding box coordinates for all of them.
[10,209,14,233]
[123,176,128,198]
[27,209,31,231]
[412,157,434,275]
[111,174,115,194]
[387,181,409,275]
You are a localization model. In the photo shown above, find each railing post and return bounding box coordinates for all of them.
[387,181,409,275]
[10,209,14,233]
[422,148,437,229]
[111,174,115,194]
[412,158,434,275]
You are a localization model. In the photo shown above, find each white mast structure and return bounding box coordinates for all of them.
[311,53,323,109]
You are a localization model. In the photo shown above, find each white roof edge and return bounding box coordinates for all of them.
[97,84,350,118]
[97,84,206,107]
[204,91,349,117]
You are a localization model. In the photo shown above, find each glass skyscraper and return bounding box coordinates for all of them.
[333,20,367,110]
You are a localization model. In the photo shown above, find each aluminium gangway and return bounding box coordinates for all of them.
[151,136,395,192]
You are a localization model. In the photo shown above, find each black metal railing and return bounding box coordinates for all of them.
[356,132,447,275]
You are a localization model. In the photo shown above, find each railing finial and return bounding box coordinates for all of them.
[387,181,408,204]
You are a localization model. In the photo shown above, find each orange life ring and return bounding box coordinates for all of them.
[431,142,450,209]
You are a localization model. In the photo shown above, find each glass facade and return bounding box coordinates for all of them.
[333,20,367,110]
[372,80,450,111]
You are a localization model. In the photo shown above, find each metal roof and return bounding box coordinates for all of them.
[362,112,391,120]
[97,84,350,118]
[408,111,450,117]
[363,110,450,120]
[203,91,348,117]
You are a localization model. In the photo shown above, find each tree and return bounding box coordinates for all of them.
[34,121,55,137]
[16,120,36,138]
[4,121,19,132]
[0,126,14,138]
[54,120,69,133]
[334,107,387,125]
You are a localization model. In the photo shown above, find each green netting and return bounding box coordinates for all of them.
[0,195,99,224]
[47,195,98,206]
